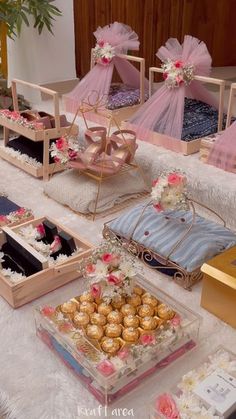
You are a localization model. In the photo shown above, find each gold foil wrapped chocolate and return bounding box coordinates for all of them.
[73,312,90,328]
[123,314,140,328]
[79,292,94,303]
[86,324,104,340]
[126,294,142,307]
[142,293,159,307]
[101,337,120,355]
[137,304,155,317]
[90,313,107,326]
[157,303,175,320]
[105,323,122,338]
[61,301,77,315]
[122,327,140,343]
[133,285,145,296]
[107,310,123,324]
[80,302,95,315]
[112,296,126,309]
[140,316,158,331]
[97,303,113,316]
[120,304,136,316]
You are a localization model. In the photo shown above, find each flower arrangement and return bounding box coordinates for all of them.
[0,109,44,130]
[151,171,188,212]
[93,40,115,65]
[161,59,194,89]
[154,348,236,419]
[50,137,81,165]
[0,207,33,226]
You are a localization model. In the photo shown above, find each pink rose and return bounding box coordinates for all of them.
[170,314,181,327]
[55,137,68,151]
[16,207,26,216]
[101,253,113,264]
[0,215,8,224]
[41,306,55,317]
[101,57,110,65]
[155,393,180,419]
[10,111,21,120]
[167,173,183,185]
[107,272,124,285]
[153,203,163,212]
[50,235,62,254]
[117,347,130,360]
[98,40,105,47]
[175,75,184,85]
[54,156,61,163]
[163,72,168,80]
[174,60,183,69]
[36,223,45,238]
[86,264,96,274]
[140,334,156,346]
[91,283,102,299]
[68,149,78,160]
[97,360,116,376]
[152,178,159,187]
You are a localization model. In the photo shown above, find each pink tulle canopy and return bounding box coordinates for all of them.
[207,121,236,173]
[64,22,148,114]
[128,35,219,140]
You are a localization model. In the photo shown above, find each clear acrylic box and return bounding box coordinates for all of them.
[35,274,201,405]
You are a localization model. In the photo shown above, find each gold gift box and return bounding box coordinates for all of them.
[201,246,236,328]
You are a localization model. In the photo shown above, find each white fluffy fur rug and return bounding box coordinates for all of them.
[0,113,236,419]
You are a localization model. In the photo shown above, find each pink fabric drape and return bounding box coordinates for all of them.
[128,36,219,141]
[207,121,236,173]
[64,22,148,114]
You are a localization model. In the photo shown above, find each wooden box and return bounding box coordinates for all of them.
[85,52,146,126]
[201,246,236,328]
[199,132,220,162]
[0,79,78,181]
[124,68,225,156]
[0,195,34,229]
[0,216,93,308]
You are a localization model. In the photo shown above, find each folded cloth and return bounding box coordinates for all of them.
[7,136,55,164]
[44,169,148,214]
[107,84,149,110]
[108,204,236,272]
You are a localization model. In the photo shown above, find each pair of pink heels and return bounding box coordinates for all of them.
[21,111,70,130]
[69,126,137,175]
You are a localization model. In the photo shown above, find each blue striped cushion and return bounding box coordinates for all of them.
[108,204,236,272]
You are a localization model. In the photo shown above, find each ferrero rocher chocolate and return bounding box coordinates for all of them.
[107,310,123,324]
[142,293,159,308]
[97,303,113,316]
[120,304,136,316]
[95,297,103,305]
[80,301,95,315]
[140,316,158,331]
[133,285,145,296]
[61,301,77,314]
[122,327,140,343]
[90,313,107,326]
[137,304,155,317]
[73,312,90,328]
[157,303,175,320]
[112,296,126,309]
[79,292,94,303]
[105,323,122,338]
[123,314,140,328]
[101,337,120,355]
[86,324,104,340]
[126,294,142,307]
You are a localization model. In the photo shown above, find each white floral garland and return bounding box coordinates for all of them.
[151,171,188,212]
[161,59,195,89]
[93,40,115,65]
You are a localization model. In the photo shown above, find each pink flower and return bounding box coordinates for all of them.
[36,223,45,238]
[97,360,116,376]
[98,40,105,47]
[50,235,62,254]
[91,283,102,299]
[54,156,61,163]
[33,121,44,130]
[85,263,96,274]
[107,272,124,285]
[152,178,159,187]
[154,203,163,212]
[59,321,74,333]
[117,347,130,360]
[101,253,113,264]
[10,111,21,120]
[167,173,183,185]
[41,306,55,317]
[55,137,68,151]
[175,75,184,85]
[0,215,8,224]
[155,393,180,419]
[163,72,168,80]
[140,334,156,346]
[16,207,26,216]
[68,149,78,160]
[101,56,110,64]
[174,60,183,68]
[170,314,181,327]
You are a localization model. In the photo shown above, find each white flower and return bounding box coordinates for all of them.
[178,370,200,392]
[208,349,236,373]
[119,261,136,278]
[1,268,25,283]
[176,393,201,416]
[0,252,5,265]
[94,260,109,279]
[111,357,125,370]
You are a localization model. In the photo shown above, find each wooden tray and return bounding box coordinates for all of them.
[0,79,78,180]
[0,216,94,308]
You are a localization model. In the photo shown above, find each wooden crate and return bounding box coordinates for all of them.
[84,53,146,127]
[199,133,220,163]
[0,216,94,308]
[123,68,226,156]
[0,79,78,181]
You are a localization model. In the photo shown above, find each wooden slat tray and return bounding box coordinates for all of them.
[0,216,94,308]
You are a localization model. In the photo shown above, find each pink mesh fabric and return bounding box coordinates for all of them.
[128,35,219,141]
[63,22,148,113]
[207,121,236,173]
